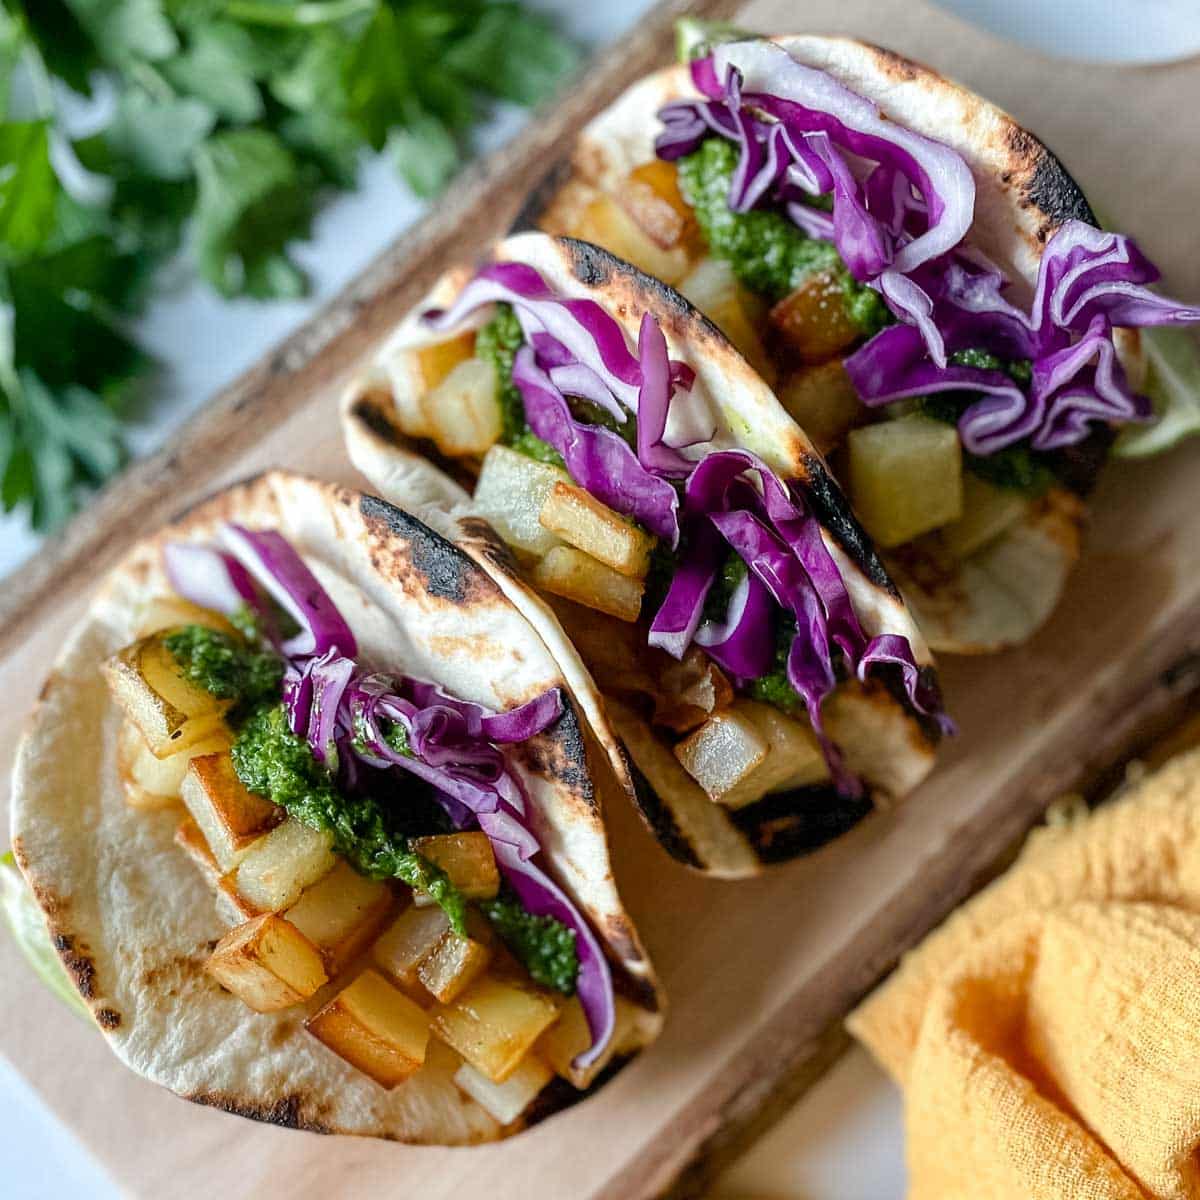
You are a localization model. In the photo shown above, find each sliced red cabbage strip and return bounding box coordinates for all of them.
[166,526,614,1068]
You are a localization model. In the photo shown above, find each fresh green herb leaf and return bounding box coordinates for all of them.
[0,121,57,254]
[104,87,216,180]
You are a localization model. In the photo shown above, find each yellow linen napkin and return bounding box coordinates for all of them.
[847,746,1200,1200]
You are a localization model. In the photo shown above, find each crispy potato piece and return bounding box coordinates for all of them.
[620,160,697,250]
[235,819,336,913]
[848,416,964,547]
[205,913,327,1013]
[537,995,638,1089]
[677,257,775,384]
[102,634,230,759]
[418,929,492,1005]
[538,482,653,579]
[306,969,430,1089]
[372,904,451,997]
[532,547,643,623]
[181,752,283,873]
[776,359,866,453]
[135,597,236,639]
[571,194,691,286]
[174,817,259,923]
[940,474,1028,559]
[284,860,396,974]
[117,723,180,811]
[423,358,504,458]
[410,833,500,905]
[453,1054,553,1126]
[474,445,570,561]
[432,976,561,1084]
[118,720,230,806]
[386,332,477,439]
[769,270,861,363]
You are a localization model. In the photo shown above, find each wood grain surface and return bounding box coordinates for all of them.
[3,2,1200,1198]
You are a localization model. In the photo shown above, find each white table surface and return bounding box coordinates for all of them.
[2,3,1193,1197]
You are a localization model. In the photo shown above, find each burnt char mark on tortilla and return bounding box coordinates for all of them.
[523,1053,633,1129]
[1047,424,1113,497]
[349,392,402,446]
[1009,125,1096,231]
[561,237,692,322]
[95,1007,122,1030]
[359,494,481,604]
[519,702,595,813]
[800,454,897,597]
[53,933,97,1000]
[626,757,703,870]
[875,664,946,747]
[729,784,874,864]
[510,158,572,234]
[187,1091,330,1133]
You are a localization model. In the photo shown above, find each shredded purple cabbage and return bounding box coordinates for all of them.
[166,525,615,1067]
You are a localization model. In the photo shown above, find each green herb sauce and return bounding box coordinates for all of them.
[676,137,890,336]
[164,625,282,707]
[479,887,579,995]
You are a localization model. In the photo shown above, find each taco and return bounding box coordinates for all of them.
[517,28,1200,652]
[342,231,951,877]
[9,471,662,1142]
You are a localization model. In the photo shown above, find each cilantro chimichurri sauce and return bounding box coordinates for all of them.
[676,137,890,336]
[165,625,580,980]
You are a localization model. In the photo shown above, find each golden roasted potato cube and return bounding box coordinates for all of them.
[673,706,769,807]
[940,474,1028,559]
[181,752,283,873]
[453,1054,553,1126]
[847,415,964,547]
[652,648,734,734]
[537,995,639,1089]
[776,359,866,453]
[531,546,643,623]
[418,929,493,1005]
[306,969,430,1088]
[235,819,336,913]
[474,445,570,560]
[102,634,230,759]
[384,332,477,439]
[174,817,259,923]
[118,720,230,807]
[205,913,327,1013]
[677,257,775,384]
[769,270,862,364]
[571,194,691,286]
[372,904,451,995]
[423,357,504,458]
[135,596,236,639]
[410,832,500,905]
[431,976,561,1084]
[538,482,653,579]
[621,160,697,250]
[284,860,396,974]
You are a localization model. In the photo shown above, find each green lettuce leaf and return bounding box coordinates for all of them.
[1114,327,1200,458]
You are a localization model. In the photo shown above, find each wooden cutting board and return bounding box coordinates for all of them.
[3,2,1200,1197]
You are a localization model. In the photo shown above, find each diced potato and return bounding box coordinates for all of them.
[474,445,570,560]
[847,416,964,547]
[454,1054,553,1125]
[409,833,500,905]
[735,701,831,802]
[677,257,775,384]
[423,358,504,458]
[537,995,638,1089]
[532,546,643,623]
[284,860,395,974]
[372,904,451,995]
[205,913,328,1013]
[652,648,734,734]
[174,817,259,923]
[418,928,493,1005]
[769,270,861,363]
[181,752,283,873]
[135,596,236,639]
[306,969,430,1088]
[385,332,477,439]
[432,976,561,1084]
[235,819,336,913]
[776,359,866,453]
[940,474,1028,559]
[620,160,697,250]
[102,634,230,758]
[571,194,691,286]
[673,705,768,806]
[117,723,180,811]
[119,720,230,805]
[538,482,653,579]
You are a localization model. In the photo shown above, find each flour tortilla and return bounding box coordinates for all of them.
[10,470,662,1142]
[342,232,945,877]
[520,34,1145,654]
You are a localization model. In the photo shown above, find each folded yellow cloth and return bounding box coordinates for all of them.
[847,746,1200,1200]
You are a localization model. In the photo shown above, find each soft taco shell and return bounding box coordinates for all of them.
[10,470,662,1142]
[519,35,1146,654]
[342,233,945,877]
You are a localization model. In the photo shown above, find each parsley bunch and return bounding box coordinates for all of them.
[0,0,577,532]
